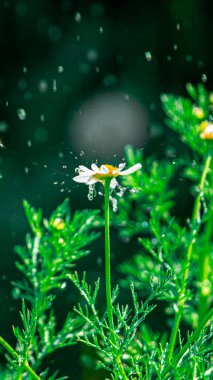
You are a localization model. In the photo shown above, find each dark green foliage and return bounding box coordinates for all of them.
[68,271,166,379]
[14,199,100,299]
[0,84,213,380]
[3,199,100,379]
[161,83,213,156]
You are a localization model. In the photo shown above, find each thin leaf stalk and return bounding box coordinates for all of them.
[168,154,212,360]
[0,336,41,380]
[198,200,213,323]
[104,179,128,380]
[104,178,114,334]
[162,306,213,378]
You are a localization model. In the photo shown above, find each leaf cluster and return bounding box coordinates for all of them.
[3,199,100,379]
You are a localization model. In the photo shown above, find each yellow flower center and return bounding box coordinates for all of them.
[93,164,119,180]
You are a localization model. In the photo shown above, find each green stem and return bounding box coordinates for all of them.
[168,154,212,360]
[162,307,213,378]
[104,179,128,380]
[198,202,213,323]
[0,336,41,380]
[116,356,128,380]
[104,179,114,333]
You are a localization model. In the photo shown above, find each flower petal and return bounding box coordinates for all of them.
[120,163,142,176]
[73,175,91,183]
[86,178,97,185]
[100,165,108,174]
[91,163,99,172]
[79,165,94,174]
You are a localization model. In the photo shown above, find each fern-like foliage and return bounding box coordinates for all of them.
[4,199,100,379]
[68,271,170,379]
[161,83,212,156]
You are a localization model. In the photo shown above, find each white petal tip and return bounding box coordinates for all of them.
[120,163,142,176]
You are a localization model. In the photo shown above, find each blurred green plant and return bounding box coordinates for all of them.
[0,83,212,380]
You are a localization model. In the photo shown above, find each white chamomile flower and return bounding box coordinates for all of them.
[199,122,213,140]
[73,162,142,189]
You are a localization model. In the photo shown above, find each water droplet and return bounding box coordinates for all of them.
[40,114,45,122]
[0,121,8,132]
[99,26,103,33]
[201,73,207,83]
[116,184,126,197]
[61,282,67,289]
[62,165,67,169]
[58,65,64,73]
[27,140,32,147]
[151,238,158,246]
[25,167,29,174]
[17,108,27,120]
[87,48,98,62]
[38,79,48,93]
[12,287,21,299]
[145,51,152,62]
[186,54,193,62]
[87,184,96,201]
[173,44,178,51]
[75,12,82,22]
[23,66,28,73]
[176,23,180,31]
[141,221,148,229]
[110,196,118,212]
[53,79,57,92]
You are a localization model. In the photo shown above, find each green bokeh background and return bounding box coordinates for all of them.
[0,0,212,378]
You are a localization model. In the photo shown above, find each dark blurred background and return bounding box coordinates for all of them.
[0,0,213,378]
